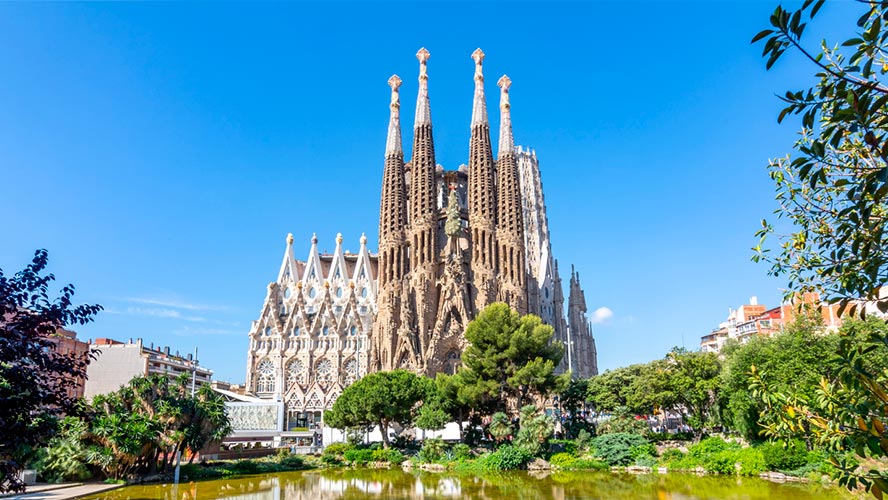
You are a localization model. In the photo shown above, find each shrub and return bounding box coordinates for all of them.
[760,439,810,471]
[591,433,649,466]
[687,437,739,460]
[704,450,738,475]
[549,452,576,468]
[483,444,533,470]
[570,458,609,470]
[575,429,593,452]
[630,442,657,460]
[645,431,693,442]
[735,447,766,476]
[226,460,261,475]
[418,438,447,463]
[323,442,354,458]
[451,443,473,461]
[343,448,374,465]
[371,448,405,465]
[549,439,578,455]
[278,453,305,469]
[660,448,685,463]
[321,454,341,466]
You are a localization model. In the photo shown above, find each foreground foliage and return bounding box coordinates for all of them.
[34,374,230,482]
[0,250,101,493]
[752,0,888,315]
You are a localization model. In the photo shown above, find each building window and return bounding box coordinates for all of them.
[344,358,358,384]
[256,359,275,393]
[264,326,272,336]
[287,359,305,387]
[316,359,333,386]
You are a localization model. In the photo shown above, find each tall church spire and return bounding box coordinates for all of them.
[494,74,526,313]
[373,74,411,373]
[395,47,439,373]
[497,75,514,155]
[385,75,403,158]
[408,47,438,267]
[468,48,498,311]
[471,48,488,127]
[415,48,431,127]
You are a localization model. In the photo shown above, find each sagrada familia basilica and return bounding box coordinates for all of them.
[244,49,598,425]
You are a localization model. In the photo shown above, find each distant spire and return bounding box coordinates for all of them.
[497,75,514,154]
[385,75,403,157]
[471,48,488,127]
[415,48,431,127]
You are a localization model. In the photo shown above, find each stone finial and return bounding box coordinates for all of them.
[311,233,318,245]
[360,233,367,246]
[472,48,485,81]
[498,75,514,154]
[336,233,344,245]
[417,47,430,69]
[287,233,294,245]
[415,48,432,126]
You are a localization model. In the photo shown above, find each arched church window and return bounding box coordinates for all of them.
[293,326,300,336]
[350,326,357,336]
[264,327,272,336]
[336,287,343,298]
[287,359,305,387]
[444,351,461,375]
[361,287,368,298]
[284,287,291,299]
[256,359,275,393]
[316,359,333,386]
[309,287,317,298]
[322,327,329,336]
[344,358,358,384]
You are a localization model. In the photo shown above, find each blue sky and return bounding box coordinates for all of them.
[0,2,859,383]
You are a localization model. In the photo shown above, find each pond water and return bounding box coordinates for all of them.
[80,468,853,500]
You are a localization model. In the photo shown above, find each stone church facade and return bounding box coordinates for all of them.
[245,49,598,423]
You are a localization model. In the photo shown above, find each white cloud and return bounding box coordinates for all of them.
[591,306,614,324]
[120,296,233,312]
[126,307,207,323]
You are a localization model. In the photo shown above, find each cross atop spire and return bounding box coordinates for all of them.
[415,48,431,126]
[471,48,488,127]
[498,75,513,155]
[385,75,403,157]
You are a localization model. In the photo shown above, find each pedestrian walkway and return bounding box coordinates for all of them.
[3,483,123,500]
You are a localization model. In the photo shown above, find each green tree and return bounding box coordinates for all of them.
[488,412,513,444]
[750,317,888,497]
[720,313,837,441]
[513,405,555,456]
[586,364,647,414]
[0,250,101,493]
[455,303,569,416]
[665,348,722,441]
[752,0,888,314]
[83,373,230,478]
[324,370,426,448]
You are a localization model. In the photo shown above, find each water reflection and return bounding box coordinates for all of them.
[81,468,853,500]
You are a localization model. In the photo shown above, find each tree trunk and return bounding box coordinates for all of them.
[379,419,390,448]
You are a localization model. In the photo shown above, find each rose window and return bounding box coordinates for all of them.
[316,359,334,386]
